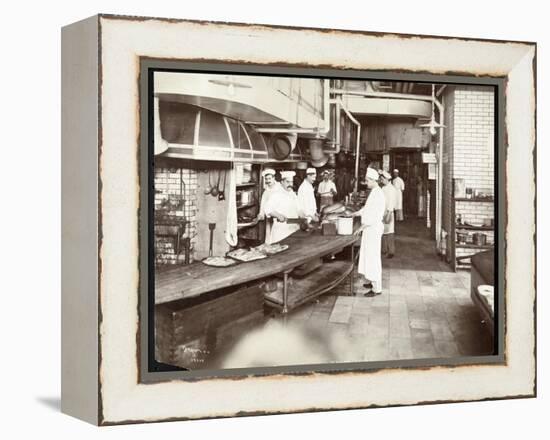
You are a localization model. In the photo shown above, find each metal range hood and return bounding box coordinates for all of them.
[155,100,305,163]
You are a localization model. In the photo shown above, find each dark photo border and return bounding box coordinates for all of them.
[138,60,505,383]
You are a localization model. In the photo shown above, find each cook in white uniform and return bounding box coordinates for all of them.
[392,168,405,221]
[297,168,319,223]
[264,170,302,244]
[256,168,283,242]
[350,167,386,297]
[380,171,397,258]
[317,170,337,210]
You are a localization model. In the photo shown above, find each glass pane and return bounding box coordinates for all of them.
[158,101,197,145]
[199,110,230,147]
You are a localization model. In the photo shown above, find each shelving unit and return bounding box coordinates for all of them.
[450,182,495,270]
[235,164,262,244]
[455,243,493,250]
[454,197,494,202]
[236,182,257,189]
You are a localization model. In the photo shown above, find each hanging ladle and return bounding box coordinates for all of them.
[211,169,221,197]
[218,169,227,201]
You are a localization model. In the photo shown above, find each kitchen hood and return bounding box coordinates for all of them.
[156,100,305,163]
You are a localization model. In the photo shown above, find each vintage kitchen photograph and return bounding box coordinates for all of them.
[151,71,498,372]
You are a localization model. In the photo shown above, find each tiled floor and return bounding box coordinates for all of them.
[176,218,494,370]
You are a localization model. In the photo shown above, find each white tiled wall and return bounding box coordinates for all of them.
[452,87,495,195]
[441,85,496,264]
[154,165,198,266]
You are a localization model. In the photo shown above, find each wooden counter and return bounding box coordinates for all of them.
[155,229,360,305]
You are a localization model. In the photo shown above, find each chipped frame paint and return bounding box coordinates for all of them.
[93,14,536,425]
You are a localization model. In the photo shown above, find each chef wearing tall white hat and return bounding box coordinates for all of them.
[392,168,405,221]
[257,168,283,242]
[257,168,282,220]
[297,168,319,222]
[380,170,397,258]
[264,170,302,244]
[349,167,386,296]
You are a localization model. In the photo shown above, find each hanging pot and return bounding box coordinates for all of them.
[309,139,328,168]
[204,170,213,194]
[218,169,227,200]
[211,170,221,197]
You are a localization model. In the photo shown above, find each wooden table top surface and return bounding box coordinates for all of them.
[155,230,359,305]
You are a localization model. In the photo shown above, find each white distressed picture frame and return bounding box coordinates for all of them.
[61,14,536,425]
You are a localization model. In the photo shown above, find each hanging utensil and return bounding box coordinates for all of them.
[179,169,186,211]
[211,169,221,197]
[218,169,227,200]
[204,170,213,195]
[208,223,216,257]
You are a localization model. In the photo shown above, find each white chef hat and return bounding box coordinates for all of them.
[306,168,317,175]
[393,168,399,173]
[381,170,391,179]
[262,168,276,177]
[365,167,379,181]
[280,170,296,179]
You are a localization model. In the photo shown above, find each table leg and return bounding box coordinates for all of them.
[349,244,355,296]
[282,271,289,314]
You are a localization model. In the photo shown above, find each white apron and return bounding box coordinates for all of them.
[382,184,397,235]
[297,179,317,219]
[264,189,300,244]
[318,180,336,210]
[357,186,385,285]
[392,177,405,211]
[259,182,283,243]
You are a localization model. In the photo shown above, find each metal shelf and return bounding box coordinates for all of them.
[237,202,257,210]
[236,182,258,188]
[455,243,493,249]
[454,197,494,202]
[455,224,493,231]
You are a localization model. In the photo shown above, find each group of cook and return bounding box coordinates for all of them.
[255,166,405,297]
[255,167,337,244]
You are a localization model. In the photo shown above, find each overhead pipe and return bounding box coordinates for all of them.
[332,98,361,192]
[435,95,445,250]
[330,87,445,127]
[330,88,438,103]
[436,85,447,97]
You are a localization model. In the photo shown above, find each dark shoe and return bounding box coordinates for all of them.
[363,282,373,289]
[364,290,382,297]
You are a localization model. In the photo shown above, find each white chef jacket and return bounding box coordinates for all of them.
[357,186,385,287]
[317,180,337,196]
[264,188,301,244]
[259,182,283,217]
[318,180,337,209]
[297,179,317,219]
[259,182,283,243]
[381,184,398,235]
[392,176,405,211]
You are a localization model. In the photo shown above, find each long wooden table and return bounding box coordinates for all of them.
[155,229,360,306]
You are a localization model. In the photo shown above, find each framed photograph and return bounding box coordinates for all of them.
[61,14,536,425]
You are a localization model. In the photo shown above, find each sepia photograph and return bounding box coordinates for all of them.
[151,71,499,372]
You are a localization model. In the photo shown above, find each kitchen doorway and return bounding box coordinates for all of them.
[391,150,426,219]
